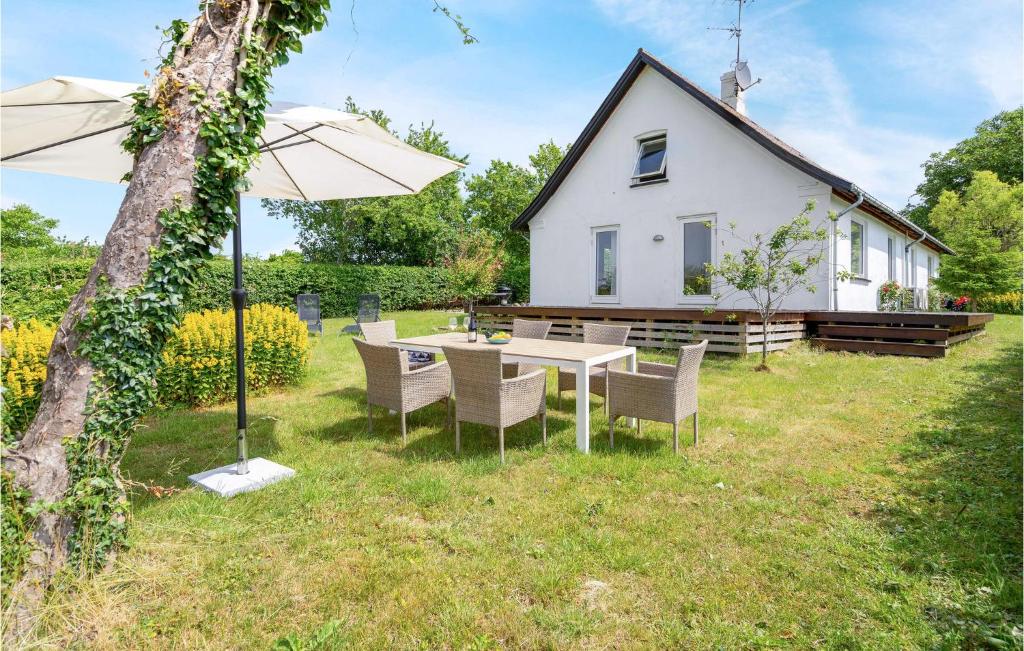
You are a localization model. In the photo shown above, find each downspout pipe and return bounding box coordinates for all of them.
[832,189,864,311]
[904,230,927,288]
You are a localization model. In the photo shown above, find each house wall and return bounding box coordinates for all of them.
[528,66,834,311]
[831,196,940,310]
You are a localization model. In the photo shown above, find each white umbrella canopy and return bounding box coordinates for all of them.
[1,76,463,199]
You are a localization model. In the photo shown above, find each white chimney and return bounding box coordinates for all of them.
[720,70,746,115]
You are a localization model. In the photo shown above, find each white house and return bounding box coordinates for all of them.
[512,50,951,312]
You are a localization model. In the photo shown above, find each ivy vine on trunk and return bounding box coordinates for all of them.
[1,0,329,637]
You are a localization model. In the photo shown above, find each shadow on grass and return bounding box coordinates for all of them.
[879,339,1023,646]
[123,408,281,510]
[319,383,677,459]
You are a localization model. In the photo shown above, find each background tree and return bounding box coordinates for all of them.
[464,141,568,300]
[930,173,1022,306]
[0,204,58,249]
[263,98,467,265]
[904,108,1023,233]
[929,171,1022,253]
[706,203,833,370]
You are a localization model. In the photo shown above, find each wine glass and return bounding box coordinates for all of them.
[448,317,458,331]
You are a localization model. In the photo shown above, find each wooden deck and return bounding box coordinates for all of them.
[803,310,992,358]
[474,306,993,358]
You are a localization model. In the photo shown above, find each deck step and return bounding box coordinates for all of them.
[816,324,950,341]
[810,337,947,358]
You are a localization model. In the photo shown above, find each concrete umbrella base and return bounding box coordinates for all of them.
[188,458,295,498]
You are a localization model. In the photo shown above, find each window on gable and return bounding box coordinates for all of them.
[632,135,667,183]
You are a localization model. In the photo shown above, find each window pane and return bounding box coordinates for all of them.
[887,238,895,281]
[635,139,666,177]
[850,222,863,275]
[683,220,712,295]
[595,230,617,296]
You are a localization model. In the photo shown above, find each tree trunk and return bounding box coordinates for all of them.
[2,2,254,636]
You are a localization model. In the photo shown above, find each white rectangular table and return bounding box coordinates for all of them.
[391,332,636,453]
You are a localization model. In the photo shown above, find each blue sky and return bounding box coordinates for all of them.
[3,0,1021,255]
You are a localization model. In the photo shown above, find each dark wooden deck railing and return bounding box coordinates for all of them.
[474,305,993,358]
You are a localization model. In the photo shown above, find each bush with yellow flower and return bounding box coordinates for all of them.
[157,304,310,407]
[1,305,310,440]
[1,319,56,441]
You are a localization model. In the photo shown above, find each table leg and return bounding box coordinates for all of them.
[623,350,636,427]
[575,360,590,453]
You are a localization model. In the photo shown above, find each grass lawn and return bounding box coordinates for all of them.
[31,313,1022,649]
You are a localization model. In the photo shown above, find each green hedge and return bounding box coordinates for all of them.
[1,257,463,325]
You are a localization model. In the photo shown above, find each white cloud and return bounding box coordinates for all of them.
[272,43,602,176]
[589,0,1000,208]
[863,0,1023,111]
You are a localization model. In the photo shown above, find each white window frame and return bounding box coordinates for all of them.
[676,214,717,305]
[927,254,936,279]
[632,132,667,182]
[850,219,867,278]
[591,225,620,304]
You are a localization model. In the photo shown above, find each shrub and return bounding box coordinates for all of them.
[444,230,503,307]
[157,304,310,407]
[878,280,912,311]
[1,319,56,441]
[976,291,1022,315]
[501,256,530,304]
[1,257,459,325]
[0,306,310,430]
[0,258,95,325]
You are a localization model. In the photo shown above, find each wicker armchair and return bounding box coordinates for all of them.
[360,320,433,370]
[607,340,707,453]
[502,318,553,378]
[353,338,451,444]
[557,323,631,413]
[443,345,547,463]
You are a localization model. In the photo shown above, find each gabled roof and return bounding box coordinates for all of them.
[511,49,952,255]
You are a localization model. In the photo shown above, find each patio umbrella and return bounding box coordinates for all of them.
[2,76,463,493]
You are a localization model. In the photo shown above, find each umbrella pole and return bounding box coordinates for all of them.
[232,192,249,475]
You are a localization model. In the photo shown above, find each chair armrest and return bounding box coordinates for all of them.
[637,361,674,377]
[607,368,672,390]
[403,360,449,378]
[501,368,546,395]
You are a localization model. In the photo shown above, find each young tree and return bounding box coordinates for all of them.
[0,204,58,249]
[445,230,503,310]
[930,173,1022,306]
[904,108,1023,233]
[0,1,334,634]
[263,100,468,265]
[706,202,833,370]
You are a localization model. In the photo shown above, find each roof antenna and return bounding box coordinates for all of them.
[708,0,762,94]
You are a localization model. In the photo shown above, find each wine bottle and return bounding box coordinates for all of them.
[467,309,478,343]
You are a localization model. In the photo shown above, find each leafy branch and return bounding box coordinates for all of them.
[432,1,479,44]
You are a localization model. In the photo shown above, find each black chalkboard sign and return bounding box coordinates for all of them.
[296,294,323,335]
